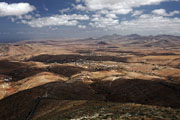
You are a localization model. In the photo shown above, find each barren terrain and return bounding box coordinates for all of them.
[0,34,180,120]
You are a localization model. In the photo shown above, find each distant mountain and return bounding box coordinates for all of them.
[95,34,180,48]
[154,34,180,41]
[83,37,96,40]
[98,34,122,40]
[97,34,180,40]
[97,34,142,40]
[125,34,141,38]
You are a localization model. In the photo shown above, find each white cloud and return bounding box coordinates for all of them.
[106,13,118,18]
[59,8,70,14]
[132,10,143,16]
[0,2,35,17]
[35,14,41,17]
[10,17,15,22]
[90,14,119,28]
[87,12,180,35]
[23,15,33,20]
[74,4,86,11]
[43,4,48,11]
[78,25,87,29]
[81,0,176,14]
[152,9,180,16]
[44,7,48,11]
[114,14,180,35]
[24,14,89,28]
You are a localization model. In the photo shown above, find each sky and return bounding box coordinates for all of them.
[0,0,180,42]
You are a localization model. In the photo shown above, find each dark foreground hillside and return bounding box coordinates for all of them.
[0,79,180,120]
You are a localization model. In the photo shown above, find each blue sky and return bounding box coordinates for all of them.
[0,0,180,42]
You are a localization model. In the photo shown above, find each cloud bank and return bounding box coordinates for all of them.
[77,0,177,14]
[152,9,180,16]
[0,2,35,17]
[1,0,180,35]
[24,14,89,28]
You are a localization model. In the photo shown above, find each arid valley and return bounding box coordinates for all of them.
[0,34,180,120]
